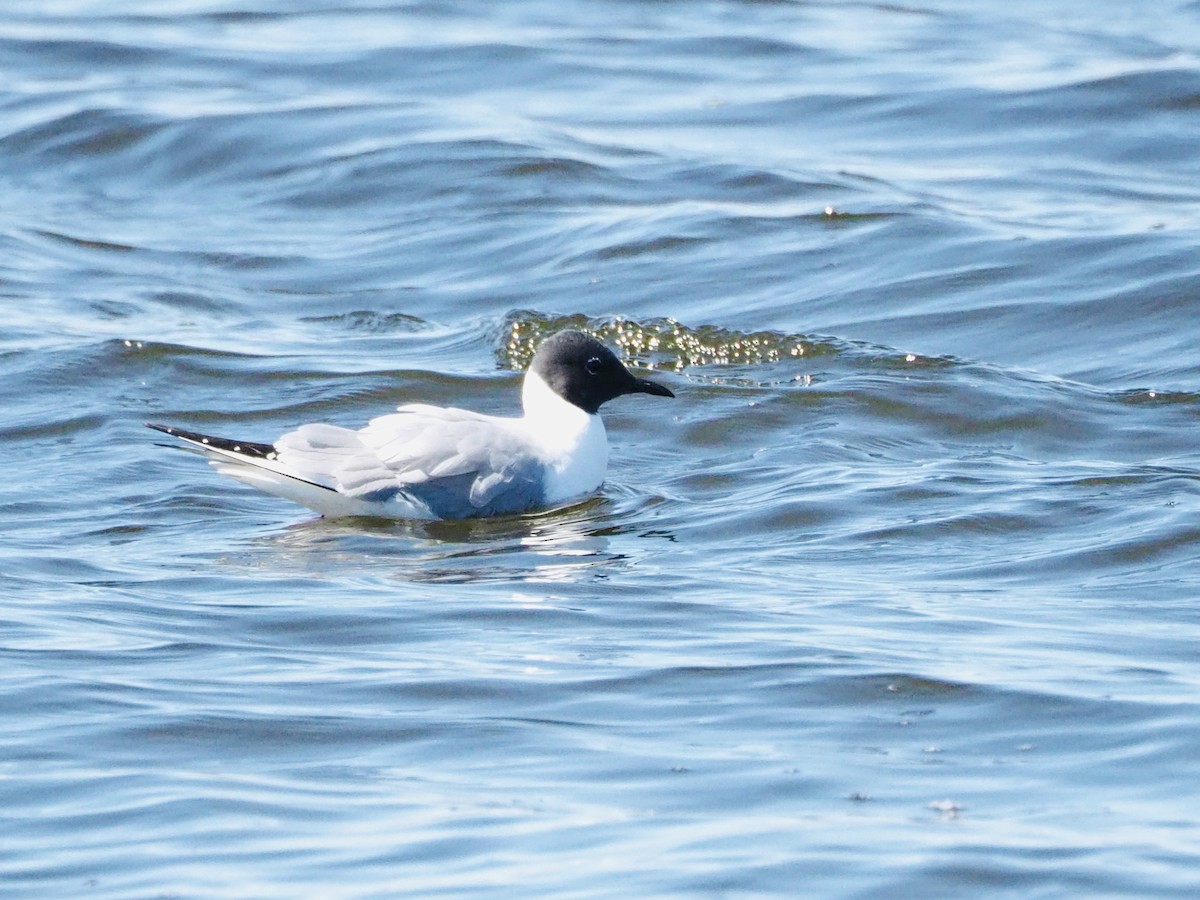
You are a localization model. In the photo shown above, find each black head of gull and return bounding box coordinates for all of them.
[529,330,674,415]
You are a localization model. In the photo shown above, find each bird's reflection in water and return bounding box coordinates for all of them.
[254,496,656,586]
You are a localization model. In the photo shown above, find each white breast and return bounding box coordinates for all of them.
[520,370,609,505]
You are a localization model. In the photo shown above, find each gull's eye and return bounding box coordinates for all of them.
[585,356,603,375]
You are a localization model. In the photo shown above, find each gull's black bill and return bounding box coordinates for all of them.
[631,377,674,399]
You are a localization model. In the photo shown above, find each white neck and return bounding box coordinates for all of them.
[521,371,609,504]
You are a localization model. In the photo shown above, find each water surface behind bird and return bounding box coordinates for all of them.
[3,1,1200,896]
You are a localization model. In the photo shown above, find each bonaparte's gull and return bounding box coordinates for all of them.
[147,330,674,519]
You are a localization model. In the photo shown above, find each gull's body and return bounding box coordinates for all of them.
[148,330,673,520]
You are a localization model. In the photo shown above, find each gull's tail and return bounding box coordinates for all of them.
[146,422,349,515]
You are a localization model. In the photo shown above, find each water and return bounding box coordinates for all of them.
[4,0,1200,896]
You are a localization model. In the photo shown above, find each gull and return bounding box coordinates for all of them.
[147,330,674,519]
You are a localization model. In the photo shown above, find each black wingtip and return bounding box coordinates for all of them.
[146,422,278,459]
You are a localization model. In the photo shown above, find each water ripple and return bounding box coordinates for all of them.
[4,0,1200,896]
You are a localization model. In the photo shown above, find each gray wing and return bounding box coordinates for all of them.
[275,405,547,519]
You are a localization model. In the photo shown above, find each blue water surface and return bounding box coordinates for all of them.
[3,1,1200,896]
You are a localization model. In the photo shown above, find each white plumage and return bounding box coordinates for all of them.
[149,330,673,520]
